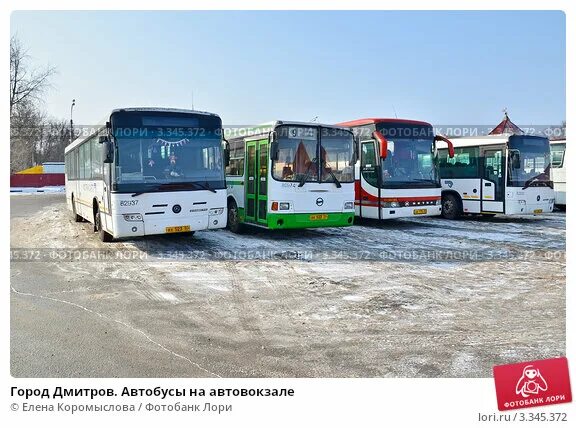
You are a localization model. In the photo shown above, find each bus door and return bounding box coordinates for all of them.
[360,140,380,218]
[245,139,268,225]
[481,147,505,213]
[257,139,268,225]
[102,162,112,228]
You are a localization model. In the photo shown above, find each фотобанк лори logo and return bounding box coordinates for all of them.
[493,357,572,411]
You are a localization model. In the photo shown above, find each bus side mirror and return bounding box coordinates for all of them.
[99,136,114,163]
[351,137,359,165]
[372,131,388,159]
[223,140,230,167]
[434,135,455,158]
[269,131,279,161]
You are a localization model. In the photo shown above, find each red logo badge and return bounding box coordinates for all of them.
[493,357,572,411]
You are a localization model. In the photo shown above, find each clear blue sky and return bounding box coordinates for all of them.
[11,10,565,126]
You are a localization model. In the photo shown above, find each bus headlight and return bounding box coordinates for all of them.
[209,208,224,216]
[382,200,400,208]
[279,202,290,210]
[344,201,354,210]
[123,213,143,222]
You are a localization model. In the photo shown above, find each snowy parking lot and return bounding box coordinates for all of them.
[11,194,565,377]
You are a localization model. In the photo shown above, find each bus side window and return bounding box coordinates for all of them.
[225,139,245,176]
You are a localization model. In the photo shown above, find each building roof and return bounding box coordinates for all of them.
[488,112,524,135]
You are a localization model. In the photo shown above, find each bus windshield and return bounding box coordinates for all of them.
[508,135,551,188]
[111,111,225,192]
[272,125,354,183]
[376,124,438,188]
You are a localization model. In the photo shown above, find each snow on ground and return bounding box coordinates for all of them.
[10,195,565,377]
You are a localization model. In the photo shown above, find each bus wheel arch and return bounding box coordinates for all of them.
[93,199,113,242]
[227,196,243,234]
[441,190,463,220]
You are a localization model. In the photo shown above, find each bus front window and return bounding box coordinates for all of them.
[320,128,355,183]
[272,126,319,182]
[111,112,225,192]
[507,136,551,188]
[375,124,438,188]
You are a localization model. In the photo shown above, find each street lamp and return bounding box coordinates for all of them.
[70,99,76,144]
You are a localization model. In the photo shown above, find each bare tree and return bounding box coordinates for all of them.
[10,100,46,173]
[10,35,56,115]
[36,118,71,164]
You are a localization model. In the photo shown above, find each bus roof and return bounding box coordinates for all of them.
[336,118,432,128]
[226,120,352,141]
[447,134,548,149]
[64,107,220,154]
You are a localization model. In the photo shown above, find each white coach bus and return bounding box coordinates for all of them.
[438,134,555,219]
[550,139,566,208]
[64,108,228,241]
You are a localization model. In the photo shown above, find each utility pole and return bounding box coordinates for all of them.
[70,99,76,144]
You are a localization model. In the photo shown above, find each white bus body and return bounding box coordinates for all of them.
[438,134,555,218]
[550,139,566,207]
[64,108,227,241]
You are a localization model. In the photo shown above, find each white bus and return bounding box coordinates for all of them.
[550,139,566,208]
[438,134,555,219]
[225,121,356,232]
[337,118,454,220]
[64,108,228,241]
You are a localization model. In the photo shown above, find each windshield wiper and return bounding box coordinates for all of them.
[131,184,162,197]
[188,181,217,193]
[131,182,216,197]
[325,169,342,188]
[298,158,317,187]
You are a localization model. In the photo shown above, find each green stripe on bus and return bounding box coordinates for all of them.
[264,212,354,230]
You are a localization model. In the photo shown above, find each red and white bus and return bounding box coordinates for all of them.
[337,118,454,220]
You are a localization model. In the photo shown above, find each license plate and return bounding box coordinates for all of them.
[165,225,191,233]
[533,209,543,214]
[413,209,427,215]
[310,214,328,221]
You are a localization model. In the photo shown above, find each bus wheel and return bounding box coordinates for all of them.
[71,196,83,222]
[95,208,113,242]
[227,200,243,234]
[442,194,462,220]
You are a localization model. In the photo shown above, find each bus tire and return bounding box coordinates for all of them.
[227,200,243,234]
[71,195,83,222]
[442,193,462,220]
[95,208,113,242]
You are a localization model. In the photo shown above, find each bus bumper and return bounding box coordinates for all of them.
[505,202,554,215]
[379,205,442,219]
[113,211,227,237]
[266,212,354,229]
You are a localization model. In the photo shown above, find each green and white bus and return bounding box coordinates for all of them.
[225,121,356,232]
